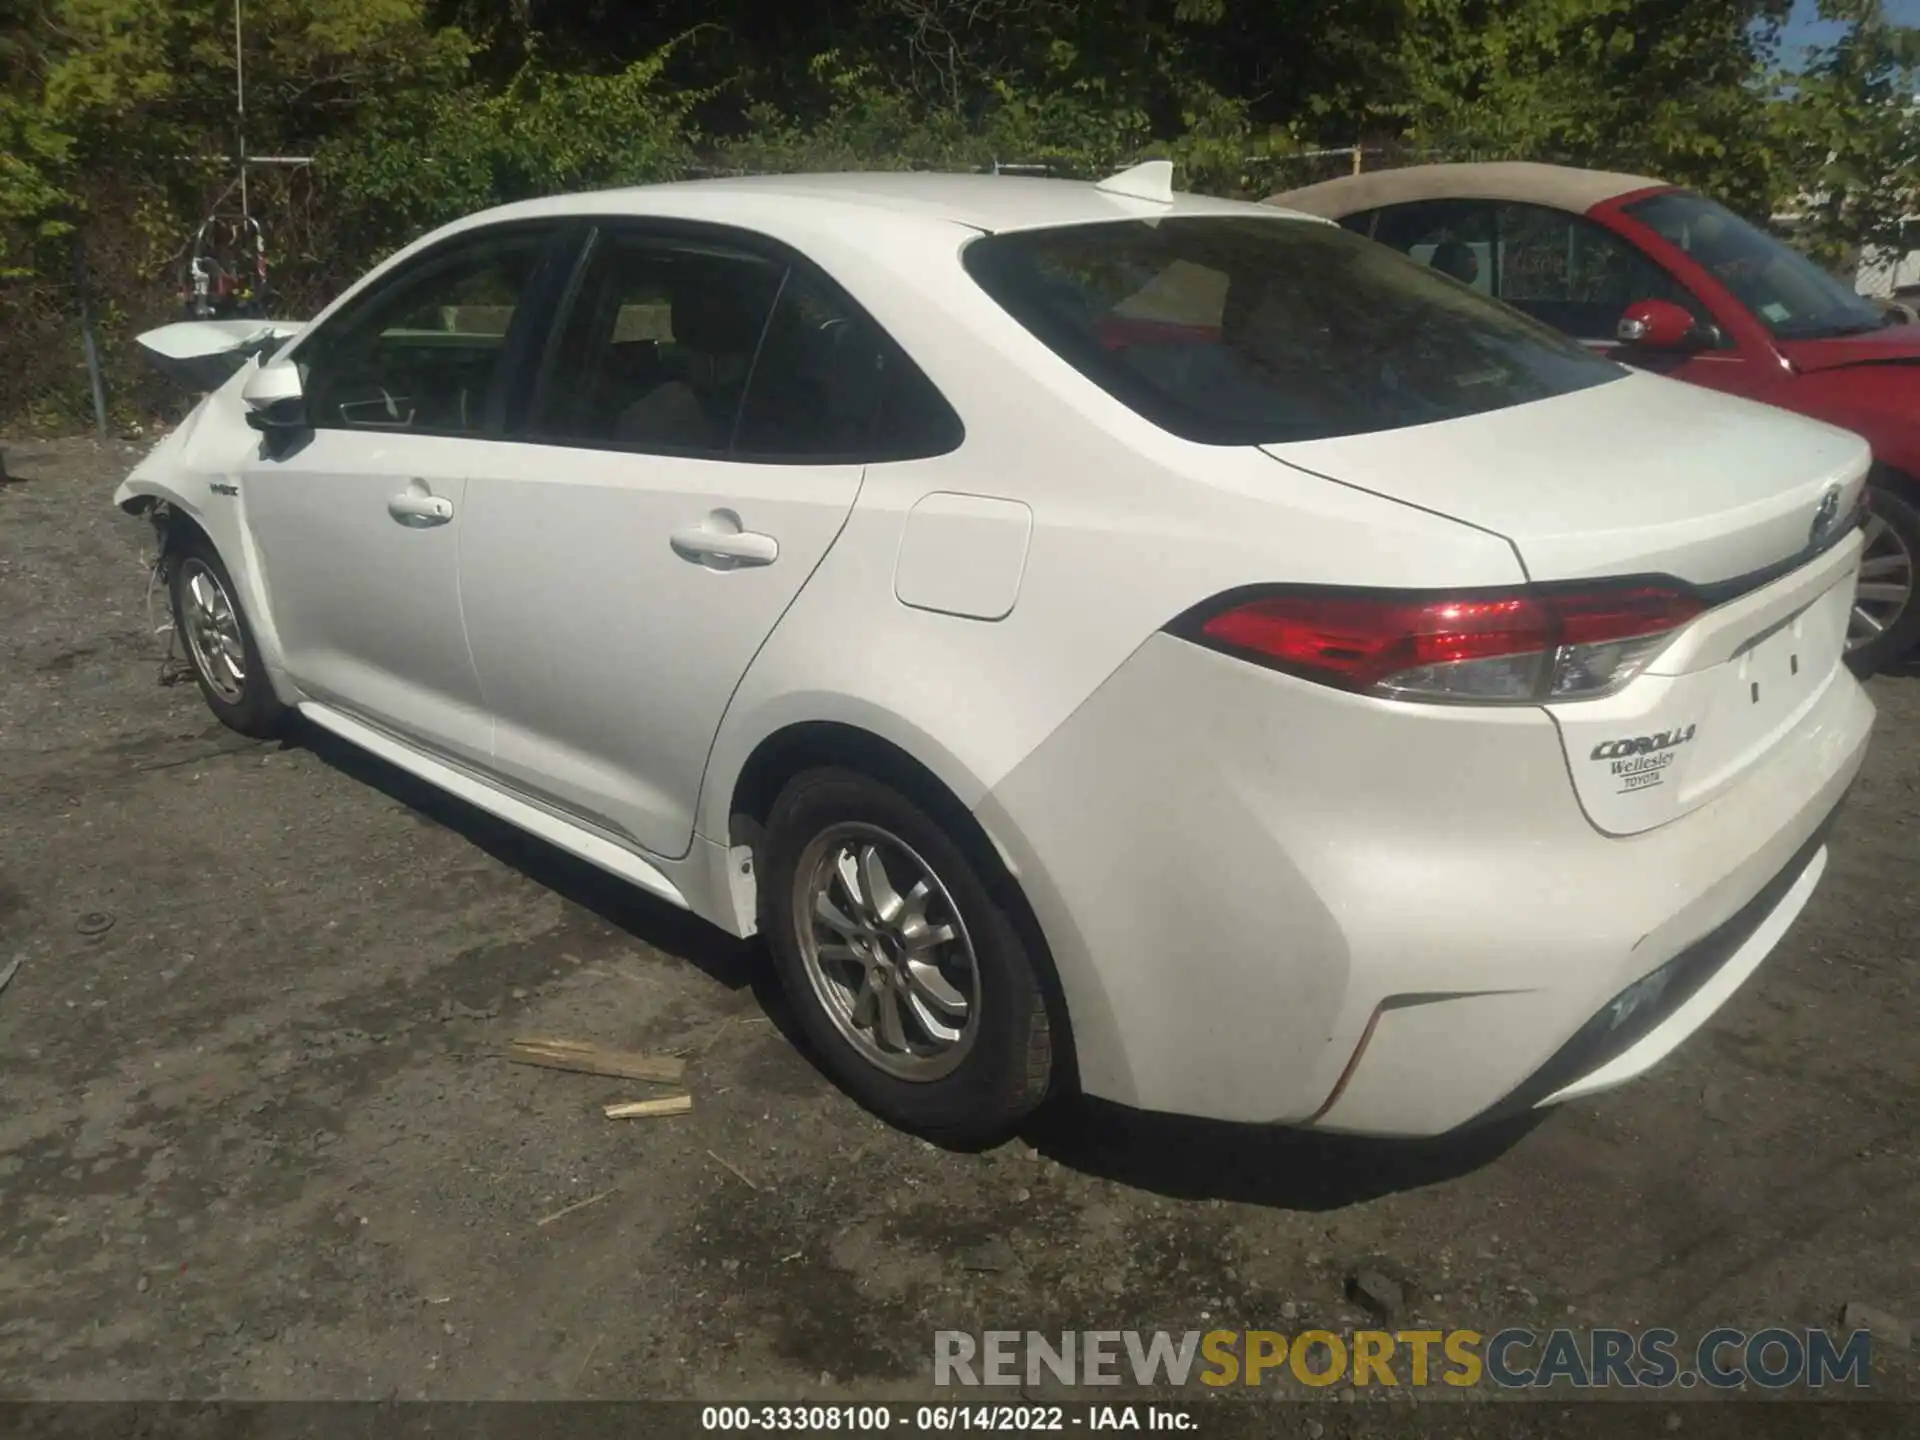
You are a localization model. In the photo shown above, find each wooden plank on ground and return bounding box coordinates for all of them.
[604,1095,694,1120]
[508,1037,686,1084]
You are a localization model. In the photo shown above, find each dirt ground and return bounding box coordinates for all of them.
[1,435,1916,1426]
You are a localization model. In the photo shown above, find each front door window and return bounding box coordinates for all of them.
[1491,202,1714,343]
[1368,198,1718,345]
[299,232,550,436]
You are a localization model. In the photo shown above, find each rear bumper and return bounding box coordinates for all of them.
[1464,792,1842,1129]
[977,633,1874,1135]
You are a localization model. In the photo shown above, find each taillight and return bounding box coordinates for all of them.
[1170,582,1704,703]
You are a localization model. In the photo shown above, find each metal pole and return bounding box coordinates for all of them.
[74,238,109,438]
[235,0,248,222]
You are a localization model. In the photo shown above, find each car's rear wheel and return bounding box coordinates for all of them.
[169,531,286,738]
[760,767,1051,1144]
[1847,481,1920,676]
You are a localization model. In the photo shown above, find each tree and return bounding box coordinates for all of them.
[1387,1,1796,215]
[320,44,703,256]
[1769,1,1920,261]
[0,2,75,273]
[8,0,1920,433]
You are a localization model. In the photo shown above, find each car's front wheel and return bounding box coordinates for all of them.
[169,530,287,738]
[760,768,1052,1144]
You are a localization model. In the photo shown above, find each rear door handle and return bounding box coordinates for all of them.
[671,516,779,569]
[388,483,454,527]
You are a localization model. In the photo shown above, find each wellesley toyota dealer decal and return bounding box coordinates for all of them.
[1591,725,1699,794]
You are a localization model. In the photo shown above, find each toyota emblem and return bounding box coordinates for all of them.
[1810,485,1842,546]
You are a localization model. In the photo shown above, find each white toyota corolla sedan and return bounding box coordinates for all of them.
[119,164,1874,1143]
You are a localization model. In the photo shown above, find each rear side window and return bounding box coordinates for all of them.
[734,268,964,462]
[1335,209,1378,239]
[962,216,1623,446]
[1373,199,1496,295]
[530,234,784,456]
[527,224,963,462]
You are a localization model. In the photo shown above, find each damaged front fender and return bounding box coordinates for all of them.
[115,400,212,518]
[115,312,302,517]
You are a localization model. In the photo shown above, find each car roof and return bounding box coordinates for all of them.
[470,170,1325,238]
[1266,161,1672,219]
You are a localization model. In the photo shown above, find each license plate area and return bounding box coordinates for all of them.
[1677,576,1851,805]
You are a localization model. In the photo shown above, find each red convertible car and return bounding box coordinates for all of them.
[1271,161,1920,673]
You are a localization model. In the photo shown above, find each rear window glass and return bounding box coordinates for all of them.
[961,216,1623,446]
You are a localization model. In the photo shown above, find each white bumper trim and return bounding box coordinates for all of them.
[1540,845,1828,1107]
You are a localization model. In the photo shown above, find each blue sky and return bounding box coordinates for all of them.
[1783,0,1920,57]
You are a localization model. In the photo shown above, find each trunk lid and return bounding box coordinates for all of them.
[1263,370,1872,836]
[1543,528,1861,835]
[1260,369,1871,588]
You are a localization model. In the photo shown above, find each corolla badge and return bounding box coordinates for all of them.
[1809,485,1842,547]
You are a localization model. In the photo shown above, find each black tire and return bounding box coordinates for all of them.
[168,529,287,738]
[761,767,1052,1144]
[1846,480,1920,678]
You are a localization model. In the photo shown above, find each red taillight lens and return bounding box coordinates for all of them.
[1199,592,1549,690]
[1549,586,1705,648]
[1178,583,1703,703]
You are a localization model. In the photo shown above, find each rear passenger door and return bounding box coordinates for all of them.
[457,221,962,859]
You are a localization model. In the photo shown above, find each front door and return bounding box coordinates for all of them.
[1366,197,1761,390]
[458,225,935,857]
[1486,201,1770,398]
[242,225,560,767]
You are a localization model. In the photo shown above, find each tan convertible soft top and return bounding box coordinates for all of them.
[1267,161,1671,219]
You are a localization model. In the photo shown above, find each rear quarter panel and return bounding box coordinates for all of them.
[696,213,1527,907]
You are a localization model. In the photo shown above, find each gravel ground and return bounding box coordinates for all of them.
[1,435,1915,1431]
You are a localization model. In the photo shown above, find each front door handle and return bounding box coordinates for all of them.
[388,482,454,527]
[671,512,779,569]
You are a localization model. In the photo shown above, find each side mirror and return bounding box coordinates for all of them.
[1617,299,1713,352]
[241,358,308,434]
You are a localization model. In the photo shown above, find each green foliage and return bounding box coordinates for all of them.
[42,0,469,153]
[9,0,1916,271]
[1770,2,1920,261]
[0,4,74,272]
[1391,1,1799,218]
[2,0,474,277]
[0,92,74,273]
[321,46,703,254]
[5,0,1920,434]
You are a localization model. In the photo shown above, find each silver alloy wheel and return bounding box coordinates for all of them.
[794,822,982,1082]
[178,557,247,704]
[1849,513,1916,650]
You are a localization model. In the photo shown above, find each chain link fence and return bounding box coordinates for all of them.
[0,232,246,441]
[1248,143,1444,196]
[0,242,113,438]
[0,162,347,442]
